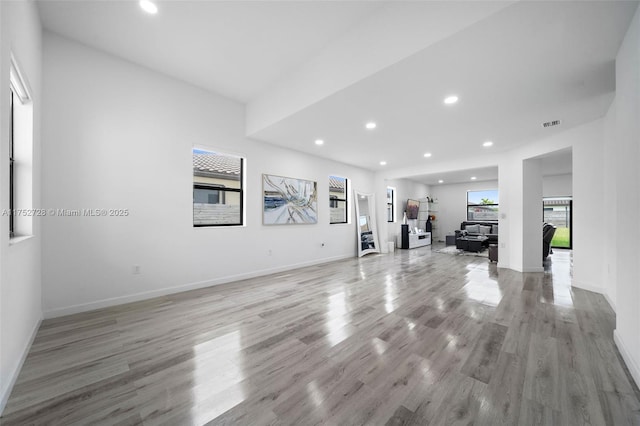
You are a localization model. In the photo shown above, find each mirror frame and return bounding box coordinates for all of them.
[354,190,381,257]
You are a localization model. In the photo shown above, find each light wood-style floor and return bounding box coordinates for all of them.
[2,246,639,425]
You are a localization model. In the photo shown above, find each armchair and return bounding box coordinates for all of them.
[543,223,556,258]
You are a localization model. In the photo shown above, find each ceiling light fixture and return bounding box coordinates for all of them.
[483,141,493,147]
[444,95,458,105]
[366,122,377,129]
[315,139,324,146]
[140,0,158,14]
[438,180,444,184]
[379,161,387,166]
[424,152,432,158]
[471,176,477,180]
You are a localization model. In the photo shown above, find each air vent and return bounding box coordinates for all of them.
[542,120,561,128]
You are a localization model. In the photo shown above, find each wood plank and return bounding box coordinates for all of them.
[1,248,638,425]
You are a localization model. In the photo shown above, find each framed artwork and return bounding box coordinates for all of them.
[263,174,318,225]
[406,199,420,219]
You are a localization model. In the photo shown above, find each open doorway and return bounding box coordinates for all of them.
[543,197,572,249]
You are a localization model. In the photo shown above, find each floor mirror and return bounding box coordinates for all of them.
[354,190,380,257]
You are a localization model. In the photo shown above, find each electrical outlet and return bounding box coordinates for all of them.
[133,265,141,274]
[321,242,325,247]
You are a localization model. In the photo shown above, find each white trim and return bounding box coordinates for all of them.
[0,318,42,414]
[43,253,354,318]
[9,235,34,246]
[495,263,544,273]
[603,292,616,312]
[614,330,640,389]
[571,281,617,313]
[571,280,605,294]
[10,54,32,103]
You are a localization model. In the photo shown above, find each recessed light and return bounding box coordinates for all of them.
[379,161,387,166]
[315,139,324,146]
[139,0,158,14]
[444,95,458,105]
[471,176,477,180]
[438,180,444,184]
[366,122,377,130]
[483,141,493,147]
[423,152,432,158]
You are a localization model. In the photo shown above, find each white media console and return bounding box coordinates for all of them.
[399,224,432,249]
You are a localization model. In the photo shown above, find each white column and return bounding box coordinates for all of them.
[497,157,516,269]
[522,158,543,272]
[498,155,543,272]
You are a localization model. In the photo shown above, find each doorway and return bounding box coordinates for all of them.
[543,197,572,249]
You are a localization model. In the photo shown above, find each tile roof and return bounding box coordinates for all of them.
[193,152,241,176]
[329,176,346,191]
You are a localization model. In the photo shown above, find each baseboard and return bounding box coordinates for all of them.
[495,263,543,273]
[43,253,354,318]
[571,280,605,295]
[522,267,544,273]
[614,330,640,389]
[0,317,42,415]
[603,292,616,312]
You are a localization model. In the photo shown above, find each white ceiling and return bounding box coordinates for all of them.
[410,148,572,186]
[412,167,499,187]
[37,0,383,102]
[538,148,573,177]
[37,0,637,182]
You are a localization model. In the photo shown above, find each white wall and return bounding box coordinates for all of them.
[382,178,428,244]
[0,0,42,413]
[571,122,605,292]
[603,102,617,309]
[41,33,376,317]
[543,174,572,197]
[429,180,499,240]
[494,119,603,276]
[611,6,640,389]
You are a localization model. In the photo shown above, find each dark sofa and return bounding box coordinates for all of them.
[456,221,499,244]
[543,223,556,258]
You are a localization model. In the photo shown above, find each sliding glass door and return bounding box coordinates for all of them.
[543,198,572,249]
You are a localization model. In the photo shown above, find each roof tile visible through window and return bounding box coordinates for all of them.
[193,152,241,175]
[329,176,345,191]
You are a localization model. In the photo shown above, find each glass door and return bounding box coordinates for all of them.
[543,197,572,249]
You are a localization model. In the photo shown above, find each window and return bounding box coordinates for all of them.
[386,187,395,222]
[329,175,348,224]
[9,88,15,237]
[8,56,33,239]
[467,189,499,221]
[194,185,225,205]
[193,148,244,226]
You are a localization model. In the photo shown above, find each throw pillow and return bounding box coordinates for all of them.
[465,224,480,233]
[479,225,492,235]
[492,224,499,234]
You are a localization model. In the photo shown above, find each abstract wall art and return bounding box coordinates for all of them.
[263,174,318,225]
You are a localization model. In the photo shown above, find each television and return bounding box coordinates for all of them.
[406,199,420,219]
